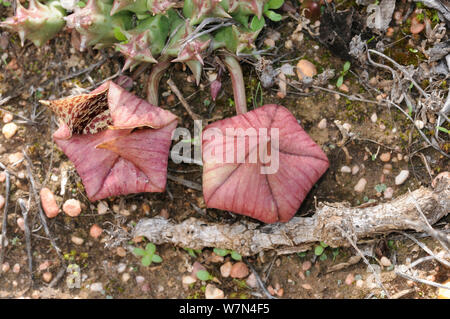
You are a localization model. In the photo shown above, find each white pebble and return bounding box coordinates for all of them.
[343,123,352,132]
[205,284,224,299]
[12,263,20,274]
[122,273,131,283]
[136,276,145,285]
[340,166,351,173]
[2,262,10,273]
[380,256,392,267]
[354,178,367,193]
[317,118,327,129]
[384,187,394,199]
[414,120,424,129]
[90,282,103,292]
[220,262,232,278]
[71,236,84,245]
[97,201,108,215]
[352,165,360,175]
[370,113,378,123]
[395,170,409,185]
[2,123,18,139]
[182,275,197,285]
[3,113,13,123]
[117,263,127,274]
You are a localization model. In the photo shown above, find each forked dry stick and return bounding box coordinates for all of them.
[133,175,449,256]
[18,199,33,283]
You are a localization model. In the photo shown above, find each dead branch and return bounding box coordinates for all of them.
[0,163,10,275]
[133,175,449,256]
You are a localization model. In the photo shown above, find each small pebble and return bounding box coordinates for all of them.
[2,262,10,273]
[117,263,127,274]
[379,152,391,162]
[97,201,108,215]
[230,262,249,279]
[354,178,367,193]
[340,166,351,173]
[122,273,131,283]
[17,217,25,231]
[90,282,103,292]
[384,187,394,199]
[42,272,52,283]
[39,261,51,271]
[12,263,20,274]
[352,165,360,175]
[345,273,354,285]
[89,224,103,239]
[0,195,5,210]
[317,118,327,129]
[8,152,24,165]
[205,284,224,299]
[182,275,196,285]
[245,273,258,288]
[296,59,317,81]
[382,164,393,175]
[136,276,145,285]
[339,84,349,93]
[2,113,13,123]
[0,172,6,182]
[302,261,312,271]
[116,247,126,257]
[356,279,364,288]
[370,113,377,123]
[2,122,18,139]
[395,170,409,185]
[63,199,82,217]
[301,283,312,290]
[380,256,392,267]
[220,261,232,278]
[71,236,84,245]
[40,188,60,218]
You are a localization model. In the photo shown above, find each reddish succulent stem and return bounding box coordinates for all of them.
[146,55,171,106]
[223,55,247,115]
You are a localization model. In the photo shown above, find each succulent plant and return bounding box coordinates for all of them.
[116,14,169,71]
[65,0,132,51]
[0,0,66,47]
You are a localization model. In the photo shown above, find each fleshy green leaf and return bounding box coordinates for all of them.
[231,251,242,261]
[265,10,282,22]
[213,248,229,257]
[196,270,212,281]
[142,254,152,266]
[250,15,265,31]
[133,247,146,256]
[343,61,351,73]
[320,241,328,248]
[314,245,324,256]
[145,243,156,254]
[152,254,163,263]
[267,0,284,10]
[336,75,344,88]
